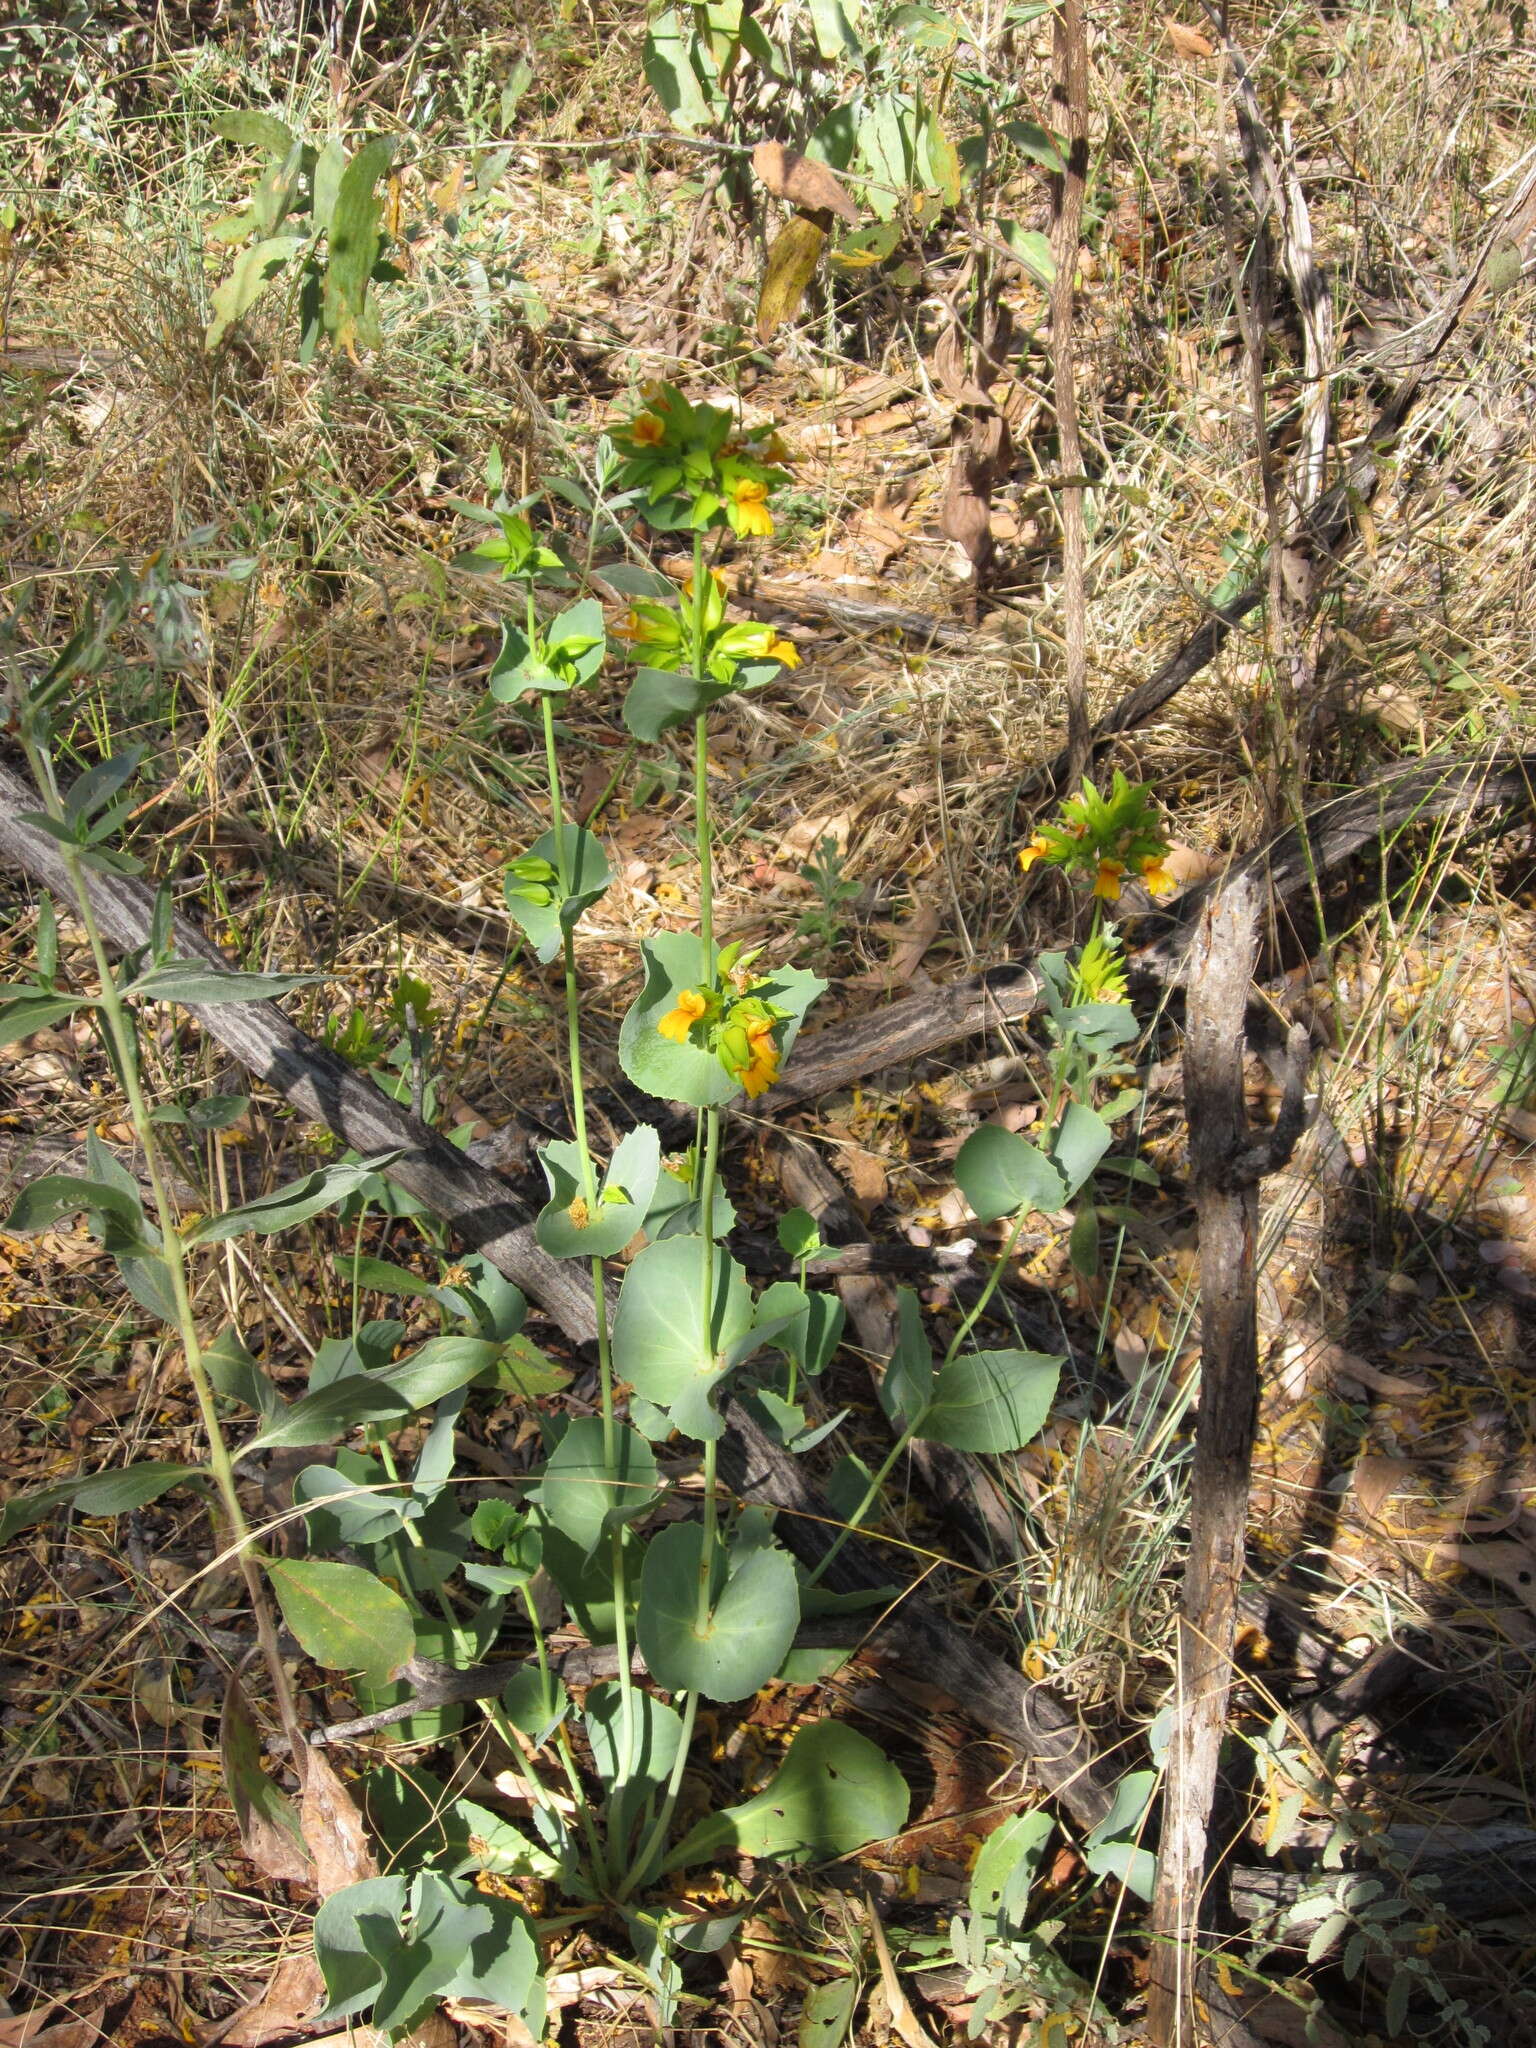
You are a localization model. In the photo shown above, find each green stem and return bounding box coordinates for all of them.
[20,735,304,1761]
[615,1687,701,1901]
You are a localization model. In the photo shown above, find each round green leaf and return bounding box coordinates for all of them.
[618,932,825,1109]
[637,1520,799,1701]
[313,1874,410,2024]
[536,1123,662,1259]
[918,1348,1062,1454]
[623,664,736,741]
[954,1125,1067,1225]
[611,1235,754,1441]
[665,1719,909,1869]
[265,1557,415,1686]
[532,1417,659,1557]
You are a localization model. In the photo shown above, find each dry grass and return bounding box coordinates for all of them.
[4,0,1536,2040]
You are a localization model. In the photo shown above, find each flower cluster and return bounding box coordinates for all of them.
[619,567,798,685]
[656,944,789,1099]
[1018,771,1174,902]
[611,382,791,538]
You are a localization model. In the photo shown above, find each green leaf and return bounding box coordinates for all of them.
[623,665,736,742]
[150,1093,251,1131]
[206,234,300,349]
[667,1719,908,1869]
[997,219,1056,285]
[777,1207,824,1261]
[322,134,395,349]
[204,1325,283,1419]
[500,1664,569,1748]
[493,1333,571,1401]
[72,1461,203,1518]
[1050,1101,1114,1201]
[754,1279,844,1378]
[0,992,93,1044]
[536,1123,662,1260]
[295,1462,412,1547]
[919,111,962,206]
[3,1172,150,1246]
[611,1235,755,1441]
[1083,1768,1158,1901]
[265,1557,415,1686]
[918,1348,1062,1454]
[184,1153,403,1242]
[310,135,347,235]
[212,110,297,158]
[619,932,824,1109]
[954,1124,1067,1224]
[644,7,718,131]
[374,1334,502,1409]
[877,1289,933,1430]
[533,1417,659,1558]
[801,1973,862,2048]
[119,961,323,1004]
[856,95,915,219]
[585,1679,685,1845]
[889,2,956,49]
[503,825,611,965]
[1001,117,1066,175]
[313,1874,411,2024]
[808,0,864,59]
[242,1375,413,1452]
[638,1519,800,1701]
[969,1809,1054,1933]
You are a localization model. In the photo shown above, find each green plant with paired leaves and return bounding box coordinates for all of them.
[0,373,1178,2038]
[204,111,404,359]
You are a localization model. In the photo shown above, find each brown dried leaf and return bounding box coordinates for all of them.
[1350,1453,1415,1525]
[301,1745,380,1896]
[1165,20,1214,59]
[0,2009,102,2048]
[750,141,860,227]
[222,1675,314,1886]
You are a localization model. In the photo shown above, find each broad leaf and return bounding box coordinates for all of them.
[503,825,612,964]
[212,109,297,157]
[536,1123,661,1260]
[619,931,823,1109]
[533,1416,659,1557]
[917,1348,1062,1454]
[1050,1100,1114,1202]
[970,1809,1054,1936]
[374,1334,502,1410]
[623,664,737,742]
[313,1874,410,2024]
[204,1325,283,1419]
[876,1289,933,1430]
[500,1664,569,1748]
[206,234,300,349]
[265,1557,415,1685]
[294,1462,413,1547]
[3,1172,147,1240]
[585,1679,685,1845]
[638,1519,799,1701]
[611,1235,755,1441]
[954,1125,1066,1225]
[754,1279,845,1378]
[666,1719,908,1869]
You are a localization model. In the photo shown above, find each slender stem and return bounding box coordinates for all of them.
[615,1688,701,1900]
[21,736,304,1761]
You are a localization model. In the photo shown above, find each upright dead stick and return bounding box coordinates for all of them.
[1049,0,1091,784]
[1146,876,1309,2046]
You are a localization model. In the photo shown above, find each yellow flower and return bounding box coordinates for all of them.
[767,634,800,668]
[658,987,708,1043]
[629,411,666,447]
[1139,854,1176,897]
[738,1015,780,1097]
[1017,834,1050,874]
[1093,858,1125,900]
[728,474,774,537]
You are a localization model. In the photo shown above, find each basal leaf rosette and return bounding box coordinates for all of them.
[618,932,824,1108]
[610,382,791,535]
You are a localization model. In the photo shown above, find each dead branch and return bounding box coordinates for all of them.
[1147,875,1309,2047]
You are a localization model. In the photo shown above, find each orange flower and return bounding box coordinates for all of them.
[728,474,774,537]
[1093,858,1125,900]
[1139,854,1176,897]
[629,411,666,447]
[739,1015,781,1097]
[1017,835,1051,874]
[658,987,708,1043]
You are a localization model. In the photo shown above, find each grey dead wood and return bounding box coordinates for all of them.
[1146,877,1310,2048]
